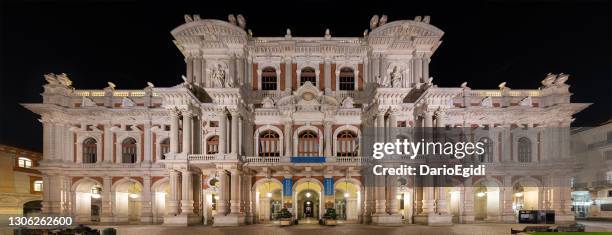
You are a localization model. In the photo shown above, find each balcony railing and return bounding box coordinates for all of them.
[244,156,281,163]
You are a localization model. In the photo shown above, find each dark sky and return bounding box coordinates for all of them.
[1,0,610,151]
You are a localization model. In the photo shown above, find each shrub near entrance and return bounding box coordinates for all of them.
[279,208,293,226]
[321,208,338,226]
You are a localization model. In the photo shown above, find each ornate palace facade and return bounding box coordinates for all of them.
[23,15,589,226]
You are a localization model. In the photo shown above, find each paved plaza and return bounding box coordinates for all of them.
[101,221,612,235]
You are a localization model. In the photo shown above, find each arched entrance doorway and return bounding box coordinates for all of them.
[23,200,42,216]
[152,179,169,224]
[334,179,361,222]
[254,178,283,223]
[513,179,540,214]
[73,178,101,223]
[294,179,323,223]
[113,179,142,223]
[474,180,501,222]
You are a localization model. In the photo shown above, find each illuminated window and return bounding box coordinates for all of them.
[33,180,43,192]
[258,130,280,157]
[207,136,219,154]
[18,157,32,168]
[336,130,358,157]
[298,130,318,156]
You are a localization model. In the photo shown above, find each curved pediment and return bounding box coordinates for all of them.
[368,20,444,38]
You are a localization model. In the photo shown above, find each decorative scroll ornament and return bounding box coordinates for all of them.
[341,97,354,109]
[541,73,556,87]
[262,97,275,108]
[554,73,569,85]
[121,97,135,108]
[370,15,379,30]
[519,96,532,107]
[480,96,493,107]
[81,97,96,107]
[44,73,72,87]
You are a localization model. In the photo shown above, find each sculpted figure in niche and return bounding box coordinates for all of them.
[390,66,403,88]
[378,75,390,88]
[211,64,226,88]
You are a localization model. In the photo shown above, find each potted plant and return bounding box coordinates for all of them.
[322,208,338,226]
[278,208,293,226]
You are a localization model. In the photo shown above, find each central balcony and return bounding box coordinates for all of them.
[186,154,369,166]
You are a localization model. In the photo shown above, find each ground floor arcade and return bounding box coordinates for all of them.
[45,167,575,227]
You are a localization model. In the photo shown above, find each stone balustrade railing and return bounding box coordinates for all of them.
[72,89,159,97]
[244,156,281,163]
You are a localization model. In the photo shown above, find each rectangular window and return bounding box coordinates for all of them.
[339,76,354,90]
[262,76,277,90]
[18,157,32,168]
[33,180,43,192]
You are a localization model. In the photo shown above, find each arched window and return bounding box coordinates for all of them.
[298,130,318,156]
[121,138,137,163]
[82,138,97,163]
[207,136,219,154]
[336,130,358,157]
[258,130,280,157]
[261,67,277,90]
[339,67,355,90]
[478,137,493,162]
[160,138,170,159]
[18,157,32,168]
[518,137,532,162]
[300,67,316,86]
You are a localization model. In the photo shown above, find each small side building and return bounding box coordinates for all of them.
[0,144,43,222]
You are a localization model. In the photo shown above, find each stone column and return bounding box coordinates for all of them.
[216,169,228,215]
[186,58,194,83]
[324,59,331,92]
[435,176,449,215]
[374,174,386,214]
[231,112,239,155]
[166,170,180,216]
[194,58,202,85]
[421,175,435,214]
[422,57,430,81]
[229,169,243,215]
[182,112,192,155]
[501,175,515,222]
[238,116,243,155]
[324,121,332,157]
[219,112,227,154]
[100,176,113,222]
[170,110,180,154]
[143,121,152,163]
[376,114,385,143]
[461,178,475,223]
[141,175,153,223]
[284,121,292,157]
[180,170,194,215]
[285,58,292,92]
[389,175,400,215]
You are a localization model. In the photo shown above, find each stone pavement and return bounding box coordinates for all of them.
[89,222,612,235]
[2,222,611,235]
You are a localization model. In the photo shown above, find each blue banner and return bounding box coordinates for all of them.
[324,178,334,196]
[290,156,326,163]
[282,178,293,196]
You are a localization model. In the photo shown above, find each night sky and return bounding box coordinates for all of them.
[1,0,610,152]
